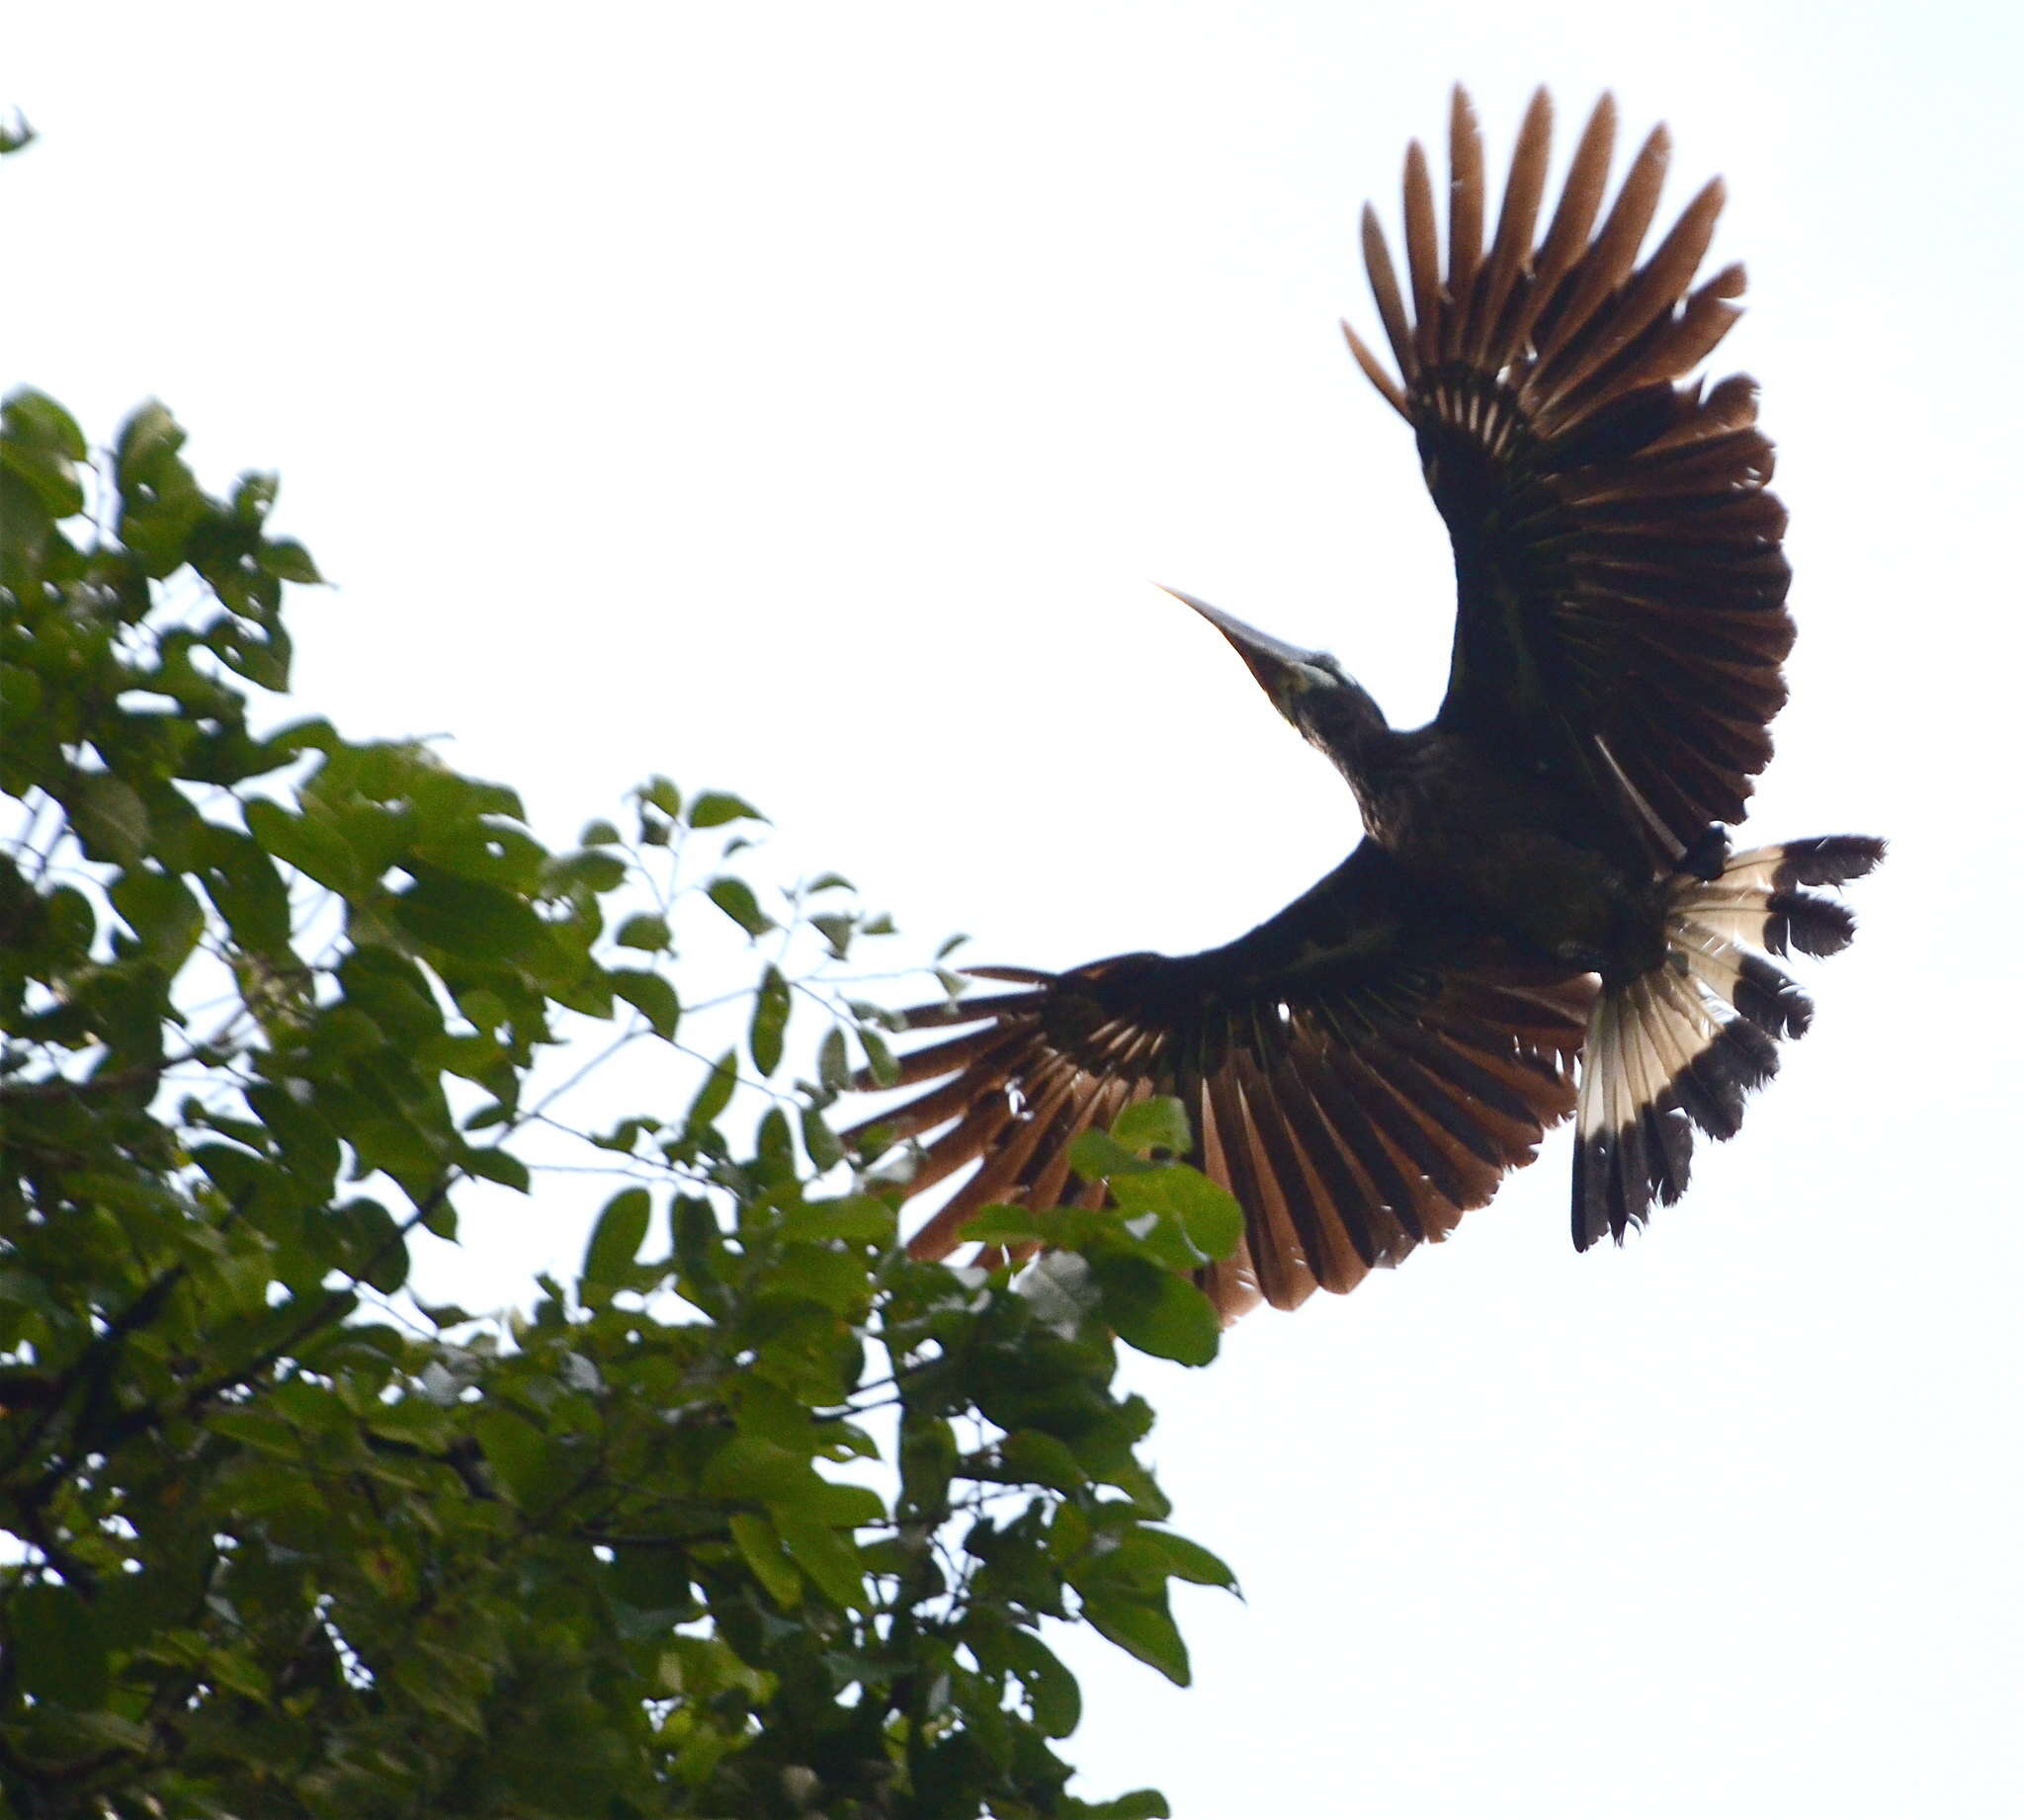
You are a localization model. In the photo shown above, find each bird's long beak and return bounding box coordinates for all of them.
[1158,584,1308,699]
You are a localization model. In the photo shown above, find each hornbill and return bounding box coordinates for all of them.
[845,87,1881,1321]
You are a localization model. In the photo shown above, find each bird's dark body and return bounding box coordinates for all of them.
[1344,719,1671,982]
[851,87,1881,1319]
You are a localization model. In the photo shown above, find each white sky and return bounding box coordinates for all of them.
[11,5,2023,1815]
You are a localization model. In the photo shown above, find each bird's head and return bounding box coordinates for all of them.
[1164,586,1390,767]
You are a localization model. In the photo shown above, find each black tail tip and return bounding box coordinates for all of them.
[1774,834,1886,887]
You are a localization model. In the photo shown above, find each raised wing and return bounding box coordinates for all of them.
[846,843,1591,1320]
[1342,88,1793,862]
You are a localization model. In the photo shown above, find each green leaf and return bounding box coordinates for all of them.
[997,1429,1089,1493]
[201,824,295,955]
[1067,1128,1142,1184]
[707,875,774,937]
[638,776,683,819]
[1079,1588,1190,1686]
[0,664,42,724]
[728,1512,801,1609]
[1020,1250,1104,1334]
[614,912,670,951]
[809,911,854,958]
[1076,1792,1172,1820]
[2,386,85,460]
[858,1025,897,1088]
[781,1197,891,1244]
[471,1407,548,1504]
[546,847,628,895]
[1002,1628,1082,1738]
[772,1507,867,1610]
[232,469,278,524]
[748,964,791,1076]
[10,1583,110,1707]
[1138,1529,1238,1590]
[590,1115,658,1153]
[658,1634,772,1703]
[463,1145,531,1194]
[757,1244,870,1316]
[731,1374,818,1448]
[611,966,680,1038]
[689,789,765,828]
[1112,1164,1243,1262]
[961,1205,1049,1246]
[793,1478,886,1528]
[111,865,204,968]
[115,397,183,485]
[704,1437,812,1501]
[1,389,86,517]
[331,1200,403,1291]
[264,537,322,584]
[800,1105,844,1172]
[1087,1251,1221,1366]
[241,797,360,894]
[66,770,150,865]
[686,1049,738,1134]
[1112,1096,1191,1156]
[584,1188,651,1283]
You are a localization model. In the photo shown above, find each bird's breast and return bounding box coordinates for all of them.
[1362,738,1660,973]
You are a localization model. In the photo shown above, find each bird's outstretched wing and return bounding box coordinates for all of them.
[1342,87,1793,862]
[847,842,1591,1320]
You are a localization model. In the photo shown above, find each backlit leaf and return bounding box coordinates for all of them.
[1079,1589,1190,1687]
[612,966,680,1038]
[1112,1096,1191,1156]
[689,790,764,828]
[749,964,791,1075]
[1087,1251,1220,1367]
[585,1187,651,1282]
[615,912,670,951]
[729,1512,801,1609]
[706,875,773,937]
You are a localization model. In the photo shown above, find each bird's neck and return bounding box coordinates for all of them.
[1305,681,1392,777]
[1303,682,1402,835]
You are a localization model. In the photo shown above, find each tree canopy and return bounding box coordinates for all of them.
[0,363,1241,1814]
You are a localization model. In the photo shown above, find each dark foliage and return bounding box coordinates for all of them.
[0,372,1236,1817]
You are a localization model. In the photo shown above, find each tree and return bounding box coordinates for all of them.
[0,367,1242,1817]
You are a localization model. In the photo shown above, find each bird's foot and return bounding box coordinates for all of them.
[1679,824,1730,881]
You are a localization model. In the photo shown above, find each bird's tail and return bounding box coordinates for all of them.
[1573,835,1883,1247]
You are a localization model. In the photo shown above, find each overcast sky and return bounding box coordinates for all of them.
[11,5,2022,1815]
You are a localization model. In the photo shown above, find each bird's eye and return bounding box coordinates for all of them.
[1290,662,1337,693]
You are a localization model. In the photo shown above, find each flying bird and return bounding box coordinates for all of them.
[846,87,1881,1321]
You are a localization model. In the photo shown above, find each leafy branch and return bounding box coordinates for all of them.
[0,384,1237,1819]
